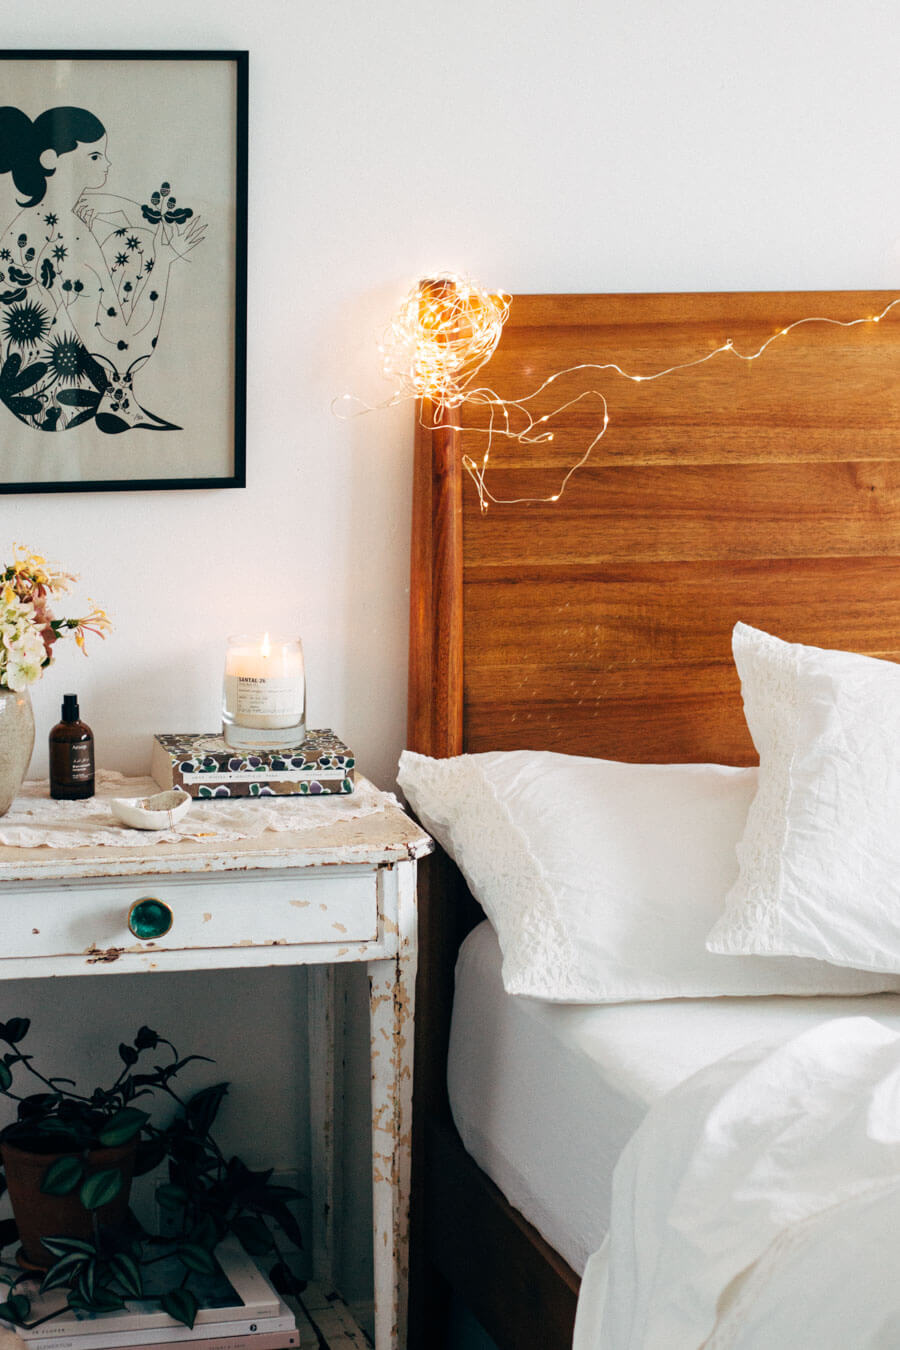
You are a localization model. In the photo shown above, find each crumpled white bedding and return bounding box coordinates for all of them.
[573,1017,900,1349]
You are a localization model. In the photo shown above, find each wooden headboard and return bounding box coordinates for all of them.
[406,288,900,1350]
[409,289,900,768]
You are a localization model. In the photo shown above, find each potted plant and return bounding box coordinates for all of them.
[0,1019,305,1331]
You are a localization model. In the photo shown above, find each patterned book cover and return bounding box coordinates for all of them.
[151,730,355,799]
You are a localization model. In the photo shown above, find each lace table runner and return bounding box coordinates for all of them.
[0,771,392,848]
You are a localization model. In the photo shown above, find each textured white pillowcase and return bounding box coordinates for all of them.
[398,748,898,1002]
[707,623,900,974]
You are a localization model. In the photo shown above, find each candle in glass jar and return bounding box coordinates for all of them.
[223,633,306,747]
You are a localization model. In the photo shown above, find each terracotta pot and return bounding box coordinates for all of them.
[1,1139,136,1268]
[0,689,34,817]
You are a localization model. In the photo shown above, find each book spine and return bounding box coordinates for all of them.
[178,769,348,786]
[21,1314,298,1350]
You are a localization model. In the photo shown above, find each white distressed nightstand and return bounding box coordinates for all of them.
[0,779,432,1350]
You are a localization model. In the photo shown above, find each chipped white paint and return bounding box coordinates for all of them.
[368,857,417,1350]
[308,964,342,1288]
[0,784,431,1349]
[0,869,378,964]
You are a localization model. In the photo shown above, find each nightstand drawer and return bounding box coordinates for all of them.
[0,869,378,960]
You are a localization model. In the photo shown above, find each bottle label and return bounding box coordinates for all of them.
[70,743,94,782]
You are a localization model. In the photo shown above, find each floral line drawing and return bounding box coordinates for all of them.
[0,109,206,436]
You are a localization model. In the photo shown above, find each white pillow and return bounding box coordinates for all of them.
[398,747,898,1002]
[707,623,900,974]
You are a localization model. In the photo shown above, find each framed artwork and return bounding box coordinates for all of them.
[0,50,247,493]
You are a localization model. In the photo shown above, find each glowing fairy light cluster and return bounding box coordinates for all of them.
[379,272,510,406]
[337,277,900,511]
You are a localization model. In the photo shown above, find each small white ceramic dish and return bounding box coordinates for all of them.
[109,789,192,830]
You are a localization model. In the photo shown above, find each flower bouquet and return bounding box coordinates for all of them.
[1,546,109,691]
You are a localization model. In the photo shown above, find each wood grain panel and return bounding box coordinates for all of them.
[459,290,900,470]
[463,661,756,764]
[407,401,464,758]
[462,555,900,761]
[463,556,900,671]
[462,460,900,565]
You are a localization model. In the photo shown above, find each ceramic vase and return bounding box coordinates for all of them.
[0,688,34,817]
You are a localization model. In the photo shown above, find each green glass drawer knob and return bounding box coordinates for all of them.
[128,897,174,940]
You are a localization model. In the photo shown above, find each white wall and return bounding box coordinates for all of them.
[2,0,899,1313]
[6,0,900,791]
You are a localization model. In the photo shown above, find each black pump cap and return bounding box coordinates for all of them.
[61,694,79,723]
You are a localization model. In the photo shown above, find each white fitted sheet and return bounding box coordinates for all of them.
[447,921,900,1276]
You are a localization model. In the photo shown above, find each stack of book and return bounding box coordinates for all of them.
[151,731,355,800]
[4,1241,299,1350]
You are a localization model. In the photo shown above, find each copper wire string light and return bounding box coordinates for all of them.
[336,277,900,511]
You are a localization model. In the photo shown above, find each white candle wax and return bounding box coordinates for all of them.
[223,634,305,730]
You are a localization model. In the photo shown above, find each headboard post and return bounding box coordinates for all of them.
[407,396,464,757]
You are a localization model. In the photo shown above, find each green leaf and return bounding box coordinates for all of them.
[176,1243,218,1276]
[132,1133,168,1177]
[109,1252,142,1299]
[98,1107,149,1148]
[161,1289,198,1329]
[188,1214,219,1251]
[86,1286,126,1313]
[41,1236,96,1259]
[40,1252,91,1293]
[231,1216,274,1257]
[0,1063,11,1091]
[79,1168,123,1211]
[251,1194,303,1249]
[186,1082,229,1137]
[74,1262,96,1304]
[37,1118,85,1136]
[41,1156,87,1196]
[156,1182,188,1212]
[2,1019,30,1044]
[265,1183,303,1200]
[0,1293,30,1325]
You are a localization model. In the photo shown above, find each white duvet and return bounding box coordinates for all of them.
[573,1017,900,1349]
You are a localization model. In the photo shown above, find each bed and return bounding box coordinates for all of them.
[403,288,900,1350]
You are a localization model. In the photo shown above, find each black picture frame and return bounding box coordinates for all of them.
[0,50,247,493]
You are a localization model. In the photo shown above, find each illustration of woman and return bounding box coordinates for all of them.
[0,105,205,434]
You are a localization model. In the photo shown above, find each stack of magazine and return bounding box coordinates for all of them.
[2,1241,298,1350]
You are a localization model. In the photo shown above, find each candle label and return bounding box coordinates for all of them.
[225,675,304,719]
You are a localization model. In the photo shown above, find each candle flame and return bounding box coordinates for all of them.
[261,632,270,659]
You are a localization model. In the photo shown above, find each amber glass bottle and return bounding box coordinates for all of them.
[49,694,94,799]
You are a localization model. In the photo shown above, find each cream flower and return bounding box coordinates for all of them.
[5,630,47,690]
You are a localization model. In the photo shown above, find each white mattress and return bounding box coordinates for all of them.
[447,920,900,1276]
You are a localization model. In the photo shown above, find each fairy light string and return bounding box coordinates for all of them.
[336,275,900,511]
